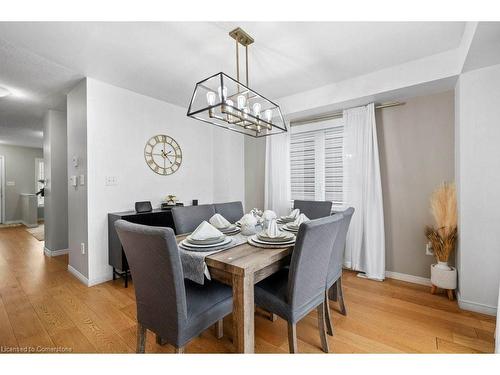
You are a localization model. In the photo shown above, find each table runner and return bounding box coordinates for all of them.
[179,233,248,284]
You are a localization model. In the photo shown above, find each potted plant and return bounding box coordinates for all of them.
[425,182,458,299]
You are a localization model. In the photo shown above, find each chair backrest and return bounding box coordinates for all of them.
[214,201,244,223]
[293,200,333,219]
[327,207,355,285]
[287,214,343,311]
[114,220,187,342]
[171,204,216,234]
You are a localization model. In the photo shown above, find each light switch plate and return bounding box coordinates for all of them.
[70,176,78,187]
[79,175,85,185]
[105,176,118,186]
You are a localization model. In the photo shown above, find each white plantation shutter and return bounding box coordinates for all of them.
[290,131,316,200]
[324,126,344,208]
[290,119,343,208]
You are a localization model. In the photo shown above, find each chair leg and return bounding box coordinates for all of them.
[324,290,334,336]
[175,346,185,354]
[317,303,330,353]
[337,277,347,316]
[329,282,338,302]
[215,319,224,339]
[136,323,146,353]
[156,334,167,346]
[287,322,298,353]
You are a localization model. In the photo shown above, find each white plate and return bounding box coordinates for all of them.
[248,237,294,249]
[180,236,232,249]
[219,224,237,232]
[282,225,298,233]
[257,232,294,242]
[186,235,226,245]
[249,235,295,246]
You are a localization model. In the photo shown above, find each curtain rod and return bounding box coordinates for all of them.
[290,101,405,126]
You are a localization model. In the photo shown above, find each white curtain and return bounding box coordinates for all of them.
[343,103,385,281]
[264,131,291,217]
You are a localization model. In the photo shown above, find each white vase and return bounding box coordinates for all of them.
[431,263,457,290]
[436,261,452,271]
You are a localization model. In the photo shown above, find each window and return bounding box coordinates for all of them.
[35,158,44,206]
[290,119,344,209]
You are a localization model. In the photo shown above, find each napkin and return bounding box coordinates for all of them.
[209,213,231,229]
[291,213,310,227]
[264,219,281,238]
[190,221,223,240]
[283,208,300,219]
[262,210,277,221]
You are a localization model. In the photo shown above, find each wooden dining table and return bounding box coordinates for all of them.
[177,234,293,353]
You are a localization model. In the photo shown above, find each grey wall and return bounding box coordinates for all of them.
[455,63,500,315]
[0,144,43,223]
[244,136,266,210]
[67,79,88,278]
[43,110,68,252]
[376,91,455,279]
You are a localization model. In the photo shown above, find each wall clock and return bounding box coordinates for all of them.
[144,134,182,175]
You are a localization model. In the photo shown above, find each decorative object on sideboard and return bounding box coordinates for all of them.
[192,199,198,206]
[144,134,182,175]
[166,194,177,205]
[135,201,153,213]
[187,27,287,138]
[425,182,458,300]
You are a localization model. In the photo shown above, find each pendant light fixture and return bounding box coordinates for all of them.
[187,27,287,138]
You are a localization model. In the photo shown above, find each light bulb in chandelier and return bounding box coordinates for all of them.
[225,99,234,113]
[218,86,227,101]
[243,107,249,120]
[252,102,262,117]
[206,91,216,106]
[237,95,246,110]
[264,109,273,122]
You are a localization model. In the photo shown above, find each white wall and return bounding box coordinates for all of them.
[43,110,68,253]
[83,78,244,284]
[455,63,500,315]
[67,80,89,279]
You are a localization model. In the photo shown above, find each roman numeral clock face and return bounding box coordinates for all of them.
[144,135,182,175]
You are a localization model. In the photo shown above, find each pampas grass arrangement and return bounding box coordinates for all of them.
[425,182,457,263]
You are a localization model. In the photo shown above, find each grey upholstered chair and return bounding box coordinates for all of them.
[171,204,216,234]
[254,214,343,353]
[214,201,244,223]
[114,220,233,353]
[324,207,354,336]
[293,200,333,219]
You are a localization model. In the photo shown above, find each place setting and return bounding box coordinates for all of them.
[281,213,310,234]
[209,213,241,235]
[277,208,300,224]
[248,218,296,249]
[179,220,232,251]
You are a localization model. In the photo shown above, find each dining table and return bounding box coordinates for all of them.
[176,232,293,353]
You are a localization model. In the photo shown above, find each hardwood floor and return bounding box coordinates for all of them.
[0,226,496,353]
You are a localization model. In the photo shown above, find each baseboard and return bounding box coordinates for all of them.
[87,273,113,287]
[67,264,89,286]
[457,292,497,316]
[385,271,432,286]
[3,220,22,225]
[21,221,38,228]
[44,246,69,257]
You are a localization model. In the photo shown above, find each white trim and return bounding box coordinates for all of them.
[67,264,89,286]
[385,271,432,286]
[44,246,69,257]
[3,220,22,225]
[457,291,497,316]
[0,155,5,224]
[88,273,113,287]
[21,221,38,228]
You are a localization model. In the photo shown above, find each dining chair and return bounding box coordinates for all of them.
[324,207,354,336]
[171,204,216,234]
[114,220,233,353]
[293,200,333,219]
[214,201,244,223]
[254,214,343,353]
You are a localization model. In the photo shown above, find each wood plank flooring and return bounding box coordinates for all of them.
[0,226,496,353]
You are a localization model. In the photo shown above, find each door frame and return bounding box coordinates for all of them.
[0,155,5,223]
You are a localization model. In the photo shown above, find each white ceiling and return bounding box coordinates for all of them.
[0,21,466,147]
[463,22,500,72]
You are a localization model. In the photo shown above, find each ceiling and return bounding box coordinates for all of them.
[0,22,466,147]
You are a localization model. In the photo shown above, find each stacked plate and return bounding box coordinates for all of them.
[180,234,232,252]
[218,224,240,235]
[282,222,300,233]
[277,216,296,225]
[248,230,296,248]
